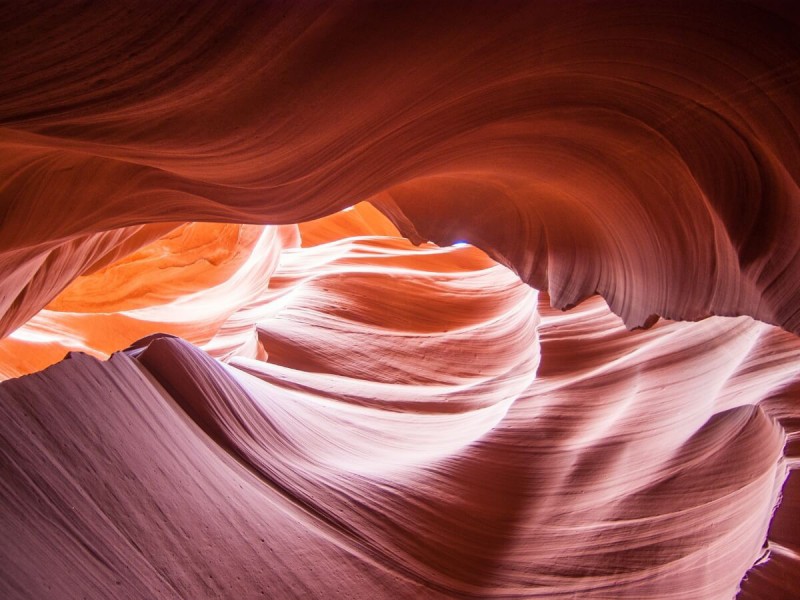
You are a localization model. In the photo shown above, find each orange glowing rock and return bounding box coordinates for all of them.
[1,2,799,598]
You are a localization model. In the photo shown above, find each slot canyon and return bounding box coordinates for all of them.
[1,2,799,598]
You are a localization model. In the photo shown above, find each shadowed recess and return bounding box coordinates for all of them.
[1,2,800,599]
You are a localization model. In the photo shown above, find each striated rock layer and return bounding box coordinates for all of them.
[1,281,799,598]
[2,1,800,335]
[0,207,798,598]
[1,2,800,599]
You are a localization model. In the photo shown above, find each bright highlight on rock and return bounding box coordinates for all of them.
[1,2,799,599]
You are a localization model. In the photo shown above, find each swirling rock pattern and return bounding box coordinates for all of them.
[1,2,800,599]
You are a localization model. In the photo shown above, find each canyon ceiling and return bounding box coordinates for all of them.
[1,2,799,599]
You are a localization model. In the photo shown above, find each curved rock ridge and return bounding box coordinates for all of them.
[1,205,798,597]
[0,221,298,379]
[0,204,512,380]
[1,1,800,335]
[1,297,798,598]
[2,2,800,599]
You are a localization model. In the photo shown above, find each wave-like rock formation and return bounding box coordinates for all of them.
[1,2,800,599]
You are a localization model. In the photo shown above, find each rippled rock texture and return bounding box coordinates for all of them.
[1,2,799,599]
